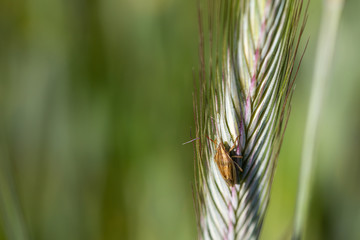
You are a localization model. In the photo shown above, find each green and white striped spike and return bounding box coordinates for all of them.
[194,0,307,239]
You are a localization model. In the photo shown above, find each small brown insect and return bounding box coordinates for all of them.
[207,136,243,187]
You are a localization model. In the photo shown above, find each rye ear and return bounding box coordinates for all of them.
[193,1,308,239]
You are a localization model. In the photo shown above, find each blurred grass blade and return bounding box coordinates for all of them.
[0,146,29,240]
[194,0,307,239]
[292,0,345,239]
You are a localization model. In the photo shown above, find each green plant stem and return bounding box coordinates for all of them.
[0,147,29,240]
[293,0,345,239]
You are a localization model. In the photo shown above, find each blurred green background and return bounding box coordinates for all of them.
[0,0,359,239]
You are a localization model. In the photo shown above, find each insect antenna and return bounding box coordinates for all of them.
[205,136,217,146]
[182,138,200,145]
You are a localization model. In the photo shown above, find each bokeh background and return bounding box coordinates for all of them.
[0,0,359,239]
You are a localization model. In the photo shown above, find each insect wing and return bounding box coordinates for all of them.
[215,144,236,186]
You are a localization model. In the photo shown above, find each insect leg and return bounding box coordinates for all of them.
[232,160,243,172]
[228,135,241,152]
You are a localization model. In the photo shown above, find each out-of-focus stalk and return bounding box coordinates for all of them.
[0,146,29,240]
[292,0,345,239]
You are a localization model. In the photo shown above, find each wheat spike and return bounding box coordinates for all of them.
[193,1,307,239]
